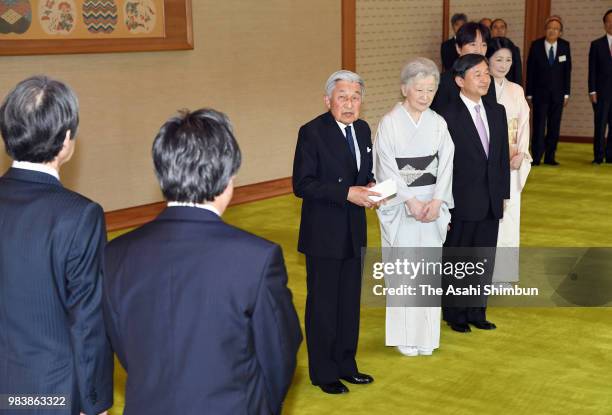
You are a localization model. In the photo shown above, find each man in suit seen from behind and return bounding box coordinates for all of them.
[103,108,302,415]
[0,76,113,415]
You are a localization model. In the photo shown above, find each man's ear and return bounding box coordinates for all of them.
[323,95,332,110]
[455,76,465,89]
[57,129,75,164]
[63,129,71,146]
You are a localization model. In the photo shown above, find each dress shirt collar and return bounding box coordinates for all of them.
[12,160,60,180]
[335,120,354,137]
[167,201,221,216]
[459,93,484,112]
[607,34,612,48]
[544,40,557,54]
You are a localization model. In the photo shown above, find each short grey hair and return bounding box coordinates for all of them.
[400,57,440,88]
[324,70,365,98]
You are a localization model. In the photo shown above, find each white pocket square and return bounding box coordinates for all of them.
[367,146,372,153]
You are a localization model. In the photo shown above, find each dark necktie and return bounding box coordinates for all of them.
[548,45,555,66]
[345,125,356,159]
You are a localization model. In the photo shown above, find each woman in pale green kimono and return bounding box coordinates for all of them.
[487,37,532,283]
[374,58,454,356]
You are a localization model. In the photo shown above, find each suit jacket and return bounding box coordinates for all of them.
[293,111,374,259]
[588,35,612,98]
[104,207,302,415]
[507,43,523,86]
[441,37,459,72]
[526,37,572,99]
[439,98,511,221]
[0,168,113,415]
[431,70,497,114]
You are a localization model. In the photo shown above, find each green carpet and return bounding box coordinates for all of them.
[108,143,612,414]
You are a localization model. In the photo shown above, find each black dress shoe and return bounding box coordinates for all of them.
[592,160,603,165]
[543,160,559,166]
[340,373,374,385]
[469,320,497,330]
[319,381,349,394]
[531,161,540,166]
[448,322,471,333]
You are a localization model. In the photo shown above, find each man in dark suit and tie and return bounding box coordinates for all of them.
[293,70,378,394]
[588,9,612,164]
[438,54,510,333]
[526,15,572,166]
[103,109,302,415]
[432,21,496,113]
[0,76,113,415]
[441,13,468,72]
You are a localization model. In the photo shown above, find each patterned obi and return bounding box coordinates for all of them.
[395,153,438,187]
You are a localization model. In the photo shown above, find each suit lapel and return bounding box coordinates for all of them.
[322,112,358,173]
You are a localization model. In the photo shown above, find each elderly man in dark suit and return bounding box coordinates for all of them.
[103,109,302,415]
[438,54,510,333]
[526,16,572,166]
[293,70,378,395]
[441,13,468,71]
[589,9,612,164]
[0,76,113,415]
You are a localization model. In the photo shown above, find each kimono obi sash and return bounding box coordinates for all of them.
[395,153,438,187]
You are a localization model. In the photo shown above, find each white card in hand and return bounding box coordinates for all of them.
[368,179,397,202]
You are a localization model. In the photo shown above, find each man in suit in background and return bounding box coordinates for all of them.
[438,54,510,333]
[293,70,378,395]
[490,18,523,85]
[588,9,612,164]
[526,15,572,166]
[104,109,302,415]
[0,76,113,415]
[441,13,468,71]
[432,21,495,113]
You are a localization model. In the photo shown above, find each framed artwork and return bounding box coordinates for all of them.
[0,0,192,55]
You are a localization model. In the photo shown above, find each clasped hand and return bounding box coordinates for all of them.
[406,198,442,223]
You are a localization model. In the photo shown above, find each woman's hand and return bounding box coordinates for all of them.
[510,153,525,170]
[406,198,426,221]
[422,199,442,222]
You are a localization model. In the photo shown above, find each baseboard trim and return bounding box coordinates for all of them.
[560,136,591,143]
[105,177,293,232]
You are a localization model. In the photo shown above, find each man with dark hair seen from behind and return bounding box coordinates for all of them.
[0,76,113,415]
[588,9,612,164]
[441,13,468,71]
[103,108,302,415]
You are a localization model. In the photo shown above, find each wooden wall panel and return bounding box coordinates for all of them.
[356,0,443,132]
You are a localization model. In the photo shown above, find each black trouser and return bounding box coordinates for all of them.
[305,255,361,385]
[442,212,499,325]
[531,92,564,163]
[593,98,612,162]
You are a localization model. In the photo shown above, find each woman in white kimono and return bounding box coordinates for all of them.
[486,37,532,283]
[374,57,454,357]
